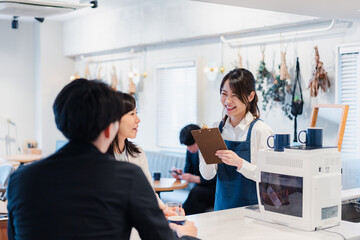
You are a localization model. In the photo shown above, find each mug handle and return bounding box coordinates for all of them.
[298,130,306,144]
[267,135,274,149]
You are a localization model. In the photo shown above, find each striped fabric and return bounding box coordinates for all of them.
[145,151,186,178]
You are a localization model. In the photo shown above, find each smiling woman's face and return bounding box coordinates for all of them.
[220,80,247,122]
[118,108,140,140]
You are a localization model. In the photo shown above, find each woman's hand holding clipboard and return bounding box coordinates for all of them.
[191,124,227,164]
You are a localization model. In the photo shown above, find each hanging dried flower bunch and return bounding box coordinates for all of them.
[111,66,118,90]
[84,60,92,79]
[232,50,243,69]
[128,77,136,96]
[280,51,291,81]
[280,51,292,95]
[96,65,103,80]
[256,49,293,120]
[256,49,271,92]
[309,46,330,97]
[237,52,243,68]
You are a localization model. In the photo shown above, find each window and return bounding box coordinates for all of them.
[337,44,360,154]
[156,61,197,150]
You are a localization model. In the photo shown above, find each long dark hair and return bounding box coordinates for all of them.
[220,68,260,128]
[107,92,141,158]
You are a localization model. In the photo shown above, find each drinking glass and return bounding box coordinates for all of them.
[166,202,186,225]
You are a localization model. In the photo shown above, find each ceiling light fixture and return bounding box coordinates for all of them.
[204,40,225,81]
[204,60,220,81]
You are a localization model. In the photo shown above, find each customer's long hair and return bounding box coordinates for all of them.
[108,92,140,158]
[220,68,260,128]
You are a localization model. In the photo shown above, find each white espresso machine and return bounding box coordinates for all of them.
[254,146,342,231]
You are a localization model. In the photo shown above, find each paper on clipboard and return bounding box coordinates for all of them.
[191,127,227,164]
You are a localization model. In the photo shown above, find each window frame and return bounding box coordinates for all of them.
[155,60,198,151]
[336,43,360,155]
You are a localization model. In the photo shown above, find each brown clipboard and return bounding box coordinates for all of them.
[191,127,227,164]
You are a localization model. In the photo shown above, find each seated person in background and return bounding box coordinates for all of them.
[171,124,216,215]
[7,79,198,240]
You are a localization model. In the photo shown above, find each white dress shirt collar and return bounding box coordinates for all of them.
[223,112,255,131]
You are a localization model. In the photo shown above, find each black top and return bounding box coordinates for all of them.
[7,141,198,240]
[184,151,216,186]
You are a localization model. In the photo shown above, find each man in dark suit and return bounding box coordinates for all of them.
[7,79,198,240]
[171,124,216,215]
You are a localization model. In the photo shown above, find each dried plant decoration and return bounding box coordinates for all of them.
[237,52,243,68]
[257,44,292,119]
[256,46,271,92]
[280,51,291,81]
[111,66,118,90]
[309,46,330,97]
[84,60,92,79]
[96,66,102,80]
[128,78,136,96]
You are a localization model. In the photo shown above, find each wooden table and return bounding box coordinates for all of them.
[2,154,42,165]
[152,178,188,193]
[0,200,7,240]
[0,218,7,240]
[0,158,20,168]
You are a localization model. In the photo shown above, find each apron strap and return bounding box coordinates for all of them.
[245,119,260,142]
[218,121,224,133]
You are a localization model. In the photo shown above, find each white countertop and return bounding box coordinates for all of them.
[130,206,360,239]
[186,207,344,240]
[342,188,360,202]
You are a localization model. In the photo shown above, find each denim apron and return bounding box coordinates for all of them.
[214,119,259,211]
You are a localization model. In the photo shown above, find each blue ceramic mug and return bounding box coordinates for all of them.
[267,133,290,152]
[153,172,161,181]
[298,127,323,147]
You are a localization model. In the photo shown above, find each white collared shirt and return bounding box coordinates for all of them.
[199,112,273,181]
[114,148,128,162]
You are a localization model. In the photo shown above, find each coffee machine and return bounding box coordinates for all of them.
[254,147,341,231]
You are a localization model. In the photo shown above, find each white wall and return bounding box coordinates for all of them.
[63,0,315,56]
[65,1,360,154]
[0,19,74,157]
[0,20,35,156]
[131,27,360,151]
[35,21,75,156]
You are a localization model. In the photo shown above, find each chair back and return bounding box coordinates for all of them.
[0,164,14,188]
[0,163,15,201]
[55,140,68,151]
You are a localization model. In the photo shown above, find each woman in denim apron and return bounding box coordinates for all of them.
[200,68,273,211]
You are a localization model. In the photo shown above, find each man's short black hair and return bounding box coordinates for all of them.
[53,79,123,142]
[179,124,200,146]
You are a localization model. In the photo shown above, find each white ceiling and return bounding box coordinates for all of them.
[1,0,359,22]
[192,0,360,21]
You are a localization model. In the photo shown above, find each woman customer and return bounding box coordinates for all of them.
[107,92,165,209]
[199,68,273,211]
